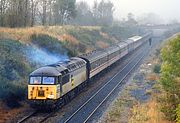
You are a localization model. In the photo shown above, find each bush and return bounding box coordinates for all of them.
[0,39,32,106]
[31,34,67,54]
[31,34,76,57]
[160,35,180,121]
[153,64,161,74]
[101,25,140,40]
[176,104,180,123]
[68,28,114,50]
[0,82,26,107]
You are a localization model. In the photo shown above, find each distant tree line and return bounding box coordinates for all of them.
[71,0,114,26]
[0,0,115,27]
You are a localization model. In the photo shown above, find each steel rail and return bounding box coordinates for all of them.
[17,111,38,123]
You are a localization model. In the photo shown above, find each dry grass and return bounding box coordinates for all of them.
[129,95,172,123]
[0,26,57,43]
[96,41,108,48]
[0,101,28,123]
[0,26,106,53]
[0,26,99,43]
[146,74,159,81]
[102,83,136,123]
[58,34,79,45]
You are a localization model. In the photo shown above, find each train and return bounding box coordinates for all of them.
[28,33,152,107]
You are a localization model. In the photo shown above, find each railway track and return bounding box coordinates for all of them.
[17,111,38,123]
[17,110,57,123]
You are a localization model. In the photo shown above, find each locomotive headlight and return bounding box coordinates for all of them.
[47,92,54,99]
[48,94,54,99]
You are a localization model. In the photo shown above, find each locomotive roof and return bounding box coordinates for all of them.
[30,57,86,76]
[30,65,67,76]
[63,57,86,71]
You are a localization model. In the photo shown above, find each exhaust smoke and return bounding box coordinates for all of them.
[25,46,69,66]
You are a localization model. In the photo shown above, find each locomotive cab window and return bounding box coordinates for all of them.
[29,77,41,84]
[42,77,55,85]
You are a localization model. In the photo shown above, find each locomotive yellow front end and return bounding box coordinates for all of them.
[28,77,60,100]
[28,76,61,107]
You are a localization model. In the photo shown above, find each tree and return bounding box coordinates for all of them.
[53,0,76,25]
[72,1,93,25]
[92,0,114,26]
[0,0,9,26]
[126,13,137,26]
[24,0,29,26]
[92,0,99,25]
[42,0,47,25]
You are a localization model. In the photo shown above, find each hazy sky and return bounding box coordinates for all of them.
[76,0,180,23]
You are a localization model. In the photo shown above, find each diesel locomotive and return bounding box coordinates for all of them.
[28,33,152,107]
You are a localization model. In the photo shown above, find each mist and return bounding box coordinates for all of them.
[77,0,180,24]
[25,46,69,66]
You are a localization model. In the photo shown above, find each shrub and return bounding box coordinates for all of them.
[31,34,76,57]
[153,64,161,74]
[0,39,32,106]
[31,34,67,54]
[101,25,139,40]
[160,34,180,121]
[68,28,114,50]
[176,104,180,123]
[0,82,26,107]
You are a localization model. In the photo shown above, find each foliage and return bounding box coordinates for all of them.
[0,39,32,106]
[160,35,180,120]
[153,64,161,74]
[53,0,76,25]
[92,0,114,26]
[0,39,31,81]
[176,104,180,123]
[0,26,119,54]
[101,25,139,40]
[0,0,77,27]
[68,28,114,51]
[31,34,67,54]
[0,0,115,27]
[72,1,94,26]
[0,82,26,107]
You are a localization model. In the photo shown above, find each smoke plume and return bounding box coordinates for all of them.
[25,46,69,66]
